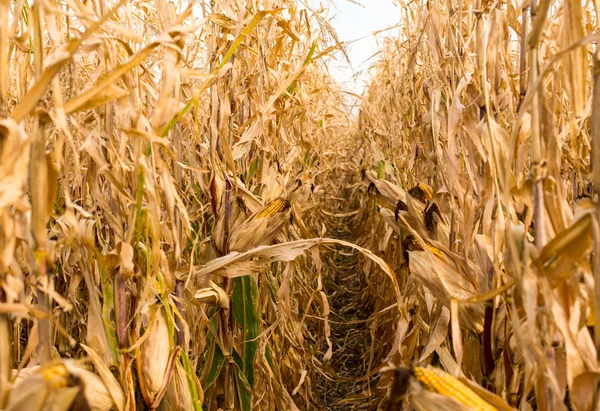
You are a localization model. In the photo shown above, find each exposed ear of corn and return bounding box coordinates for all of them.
[410,381,475,411]
[256,198,290,219]
[408,183,433,203]
[412,366,498,411]
[425,243,445,261]
[403,234,423,252]
[8,360,115,411]
[404,235,446,262]
[423,241,445,261]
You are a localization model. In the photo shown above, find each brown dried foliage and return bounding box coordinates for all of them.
[2,0,600,409]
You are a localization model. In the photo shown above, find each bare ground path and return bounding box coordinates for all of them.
[315,190,381,409]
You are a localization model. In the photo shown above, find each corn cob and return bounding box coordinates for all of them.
[424,242,445,261]
[405,235,446,261]
[408,183,433,203]
[41,362,72,389]
[412,366,497,411]
[256,198,290,219]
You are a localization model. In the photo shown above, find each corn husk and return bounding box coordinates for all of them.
[139,306,171,403]
[157,361,194,411]
[7,360,115,411]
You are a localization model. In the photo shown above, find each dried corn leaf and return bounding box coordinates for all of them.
[195,281,229,309]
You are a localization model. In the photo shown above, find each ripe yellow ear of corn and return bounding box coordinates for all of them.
[7,360,116,411]
[405,235,446,261]
[423,241,445,261]
[412,366,497,411]
[256,198,290,219]
[40,361,71,389]
[408,183,433,203]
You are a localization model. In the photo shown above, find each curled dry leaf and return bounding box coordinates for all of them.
[107,241,135,280]
[538,213,593,285]
[571,371,600,411]
[408,250,484,332]
[194,280,230,309]
[79,344,126,411]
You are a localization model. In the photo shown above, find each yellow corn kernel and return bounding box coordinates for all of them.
[409,236,423,250]
[41,362,71,389]
[418,183,433,201]
[408,183,433,203]
[412,366,497,411]
[409,236,446,262]
[256,198,290,219]
[424,242,445,261]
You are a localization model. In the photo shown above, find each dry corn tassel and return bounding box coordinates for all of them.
[256,198,290,219]
[412,366,497,411]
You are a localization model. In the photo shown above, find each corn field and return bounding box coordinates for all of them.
[1,0,600,409]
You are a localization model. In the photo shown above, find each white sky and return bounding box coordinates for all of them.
[312,0,401,95]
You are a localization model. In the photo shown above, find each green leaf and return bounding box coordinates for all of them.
[246,156,259,183]
[232,349,252,411]
[232,276,259,388]
[286,41,318,95]
[202,314,226,390]
[232,276,259,411]
[377,160,385,179]
[181,352,203,411]
[265,346,276,376]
